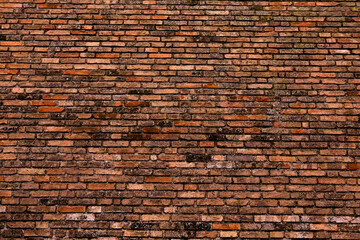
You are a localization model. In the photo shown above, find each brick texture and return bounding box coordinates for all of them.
[1,0,360,239]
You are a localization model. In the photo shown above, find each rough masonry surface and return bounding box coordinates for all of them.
[1,0,360,239]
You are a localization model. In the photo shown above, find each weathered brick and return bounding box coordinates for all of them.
[58,206,86,213]
[1,1,359,238]
[145,177,172,183]
[212,223,240,230]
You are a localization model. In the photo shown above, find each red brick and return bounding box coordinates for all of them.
[64,70,89,75]
[2,1,360,238]
[58,206,86,213]
[143,127,160,133]
[0,69,19,74]
[30,100,57,106]
[348,164,360,170]
[38,4,62,8]
[71,30,96,35]
[124,101,150,107]
[38,107,64,113]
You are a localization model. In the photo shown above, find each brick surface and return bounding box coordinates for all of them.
[1,0,360,239]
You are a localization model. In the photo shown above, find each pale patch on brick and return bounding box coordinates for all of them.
[67,214,95,221]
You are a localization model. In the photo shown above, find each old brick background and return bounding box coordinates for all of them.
[1,0,360,239]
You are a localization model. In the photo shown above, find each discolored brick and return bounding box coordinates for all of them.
[1,0,359,238]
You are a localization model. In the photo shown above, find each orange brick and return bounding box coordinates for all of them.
[269,156,296,162]
[0,191,12,197]
[348,164,360,170]
[38,4,62,8]
[96,53,120,58]
[141,214,169,221]
[58,206,86,213]
[144,176,172,183]
[38,107,64,113]
[124,101,150,107]
[55,52,80,57]
[71,30,96,35]
[149,53,171,58]
[143,127,160,133]
[31,100,57,106]
[64,70,89,75]
[88,183,115,190]
[42,95,69,100]
[0,69,19,74]
[212,223,241,230]
[7,64,30,68]
[0,41,24,46]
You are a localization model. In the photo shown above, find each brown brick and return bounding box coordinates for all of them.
[73,127,100,133]
[96,53,120,58]
[124,101,150,107]
[64,70,89,75]
[149,54,171,58]
[7,64,30,68]
[56,52,80,57]
[0,191,12,197]
[212,223,240,230]
[145,176,172,183]
[2,1,360,238]
[38,4,62,8]
[88,183,115,190]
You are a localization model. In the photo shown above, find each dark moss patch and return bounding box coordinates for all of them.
[0,126,18,133]
[183,222,211,231]
[121,133,151,140]
[185,0,199,5]
[260,16,273,22]
[113,107,140,113]
[91,133,110,140]
[208,133,226,141]
[218,127,243,134]
[251,134,280,142]
[39,198,68,206]
[156,120,172,127]
[185,153,211,162]
[249,5,263,11]
[127,89,153,95]
[16,93,42,100]
[130,222,155,230]
[50,113,77,120]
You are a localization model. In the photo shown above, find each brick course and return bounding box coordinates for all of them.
[1,0,360,239]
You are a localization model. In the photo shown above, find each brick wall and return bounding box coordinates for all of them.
[1,0,360,239]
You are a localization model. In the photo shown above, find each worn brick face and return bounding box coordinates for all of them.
[1,0,360,239]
